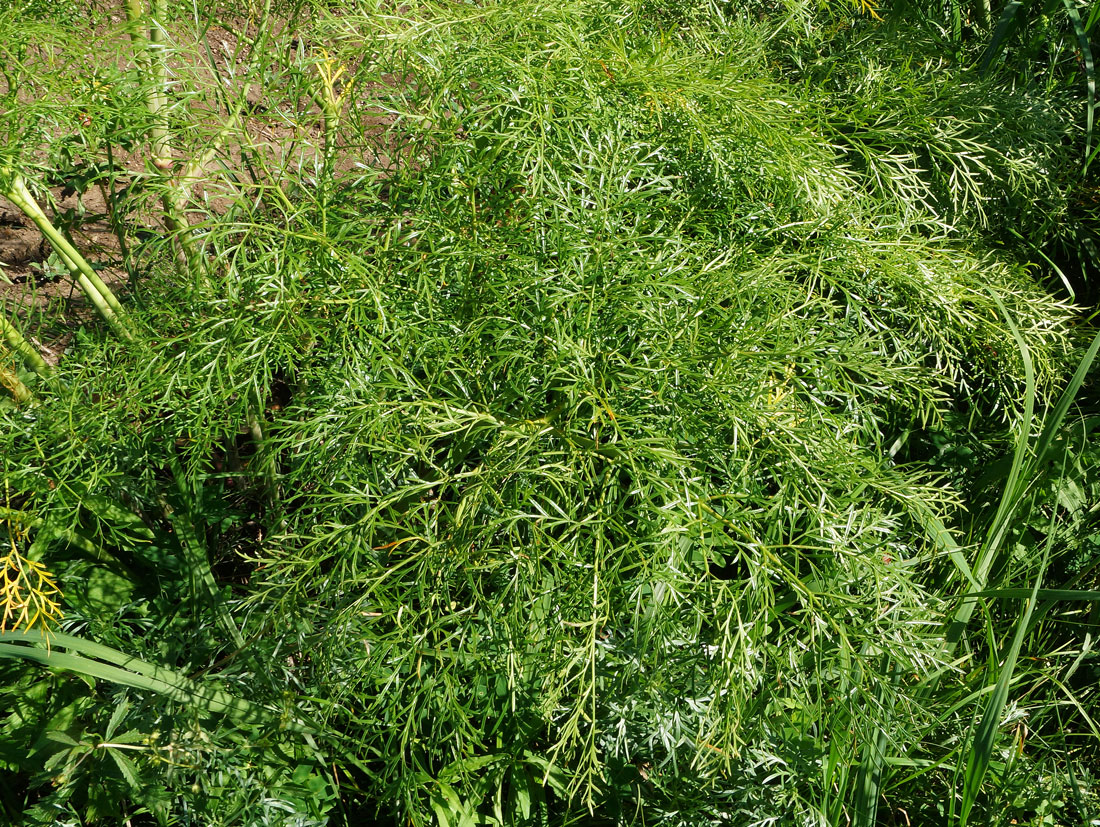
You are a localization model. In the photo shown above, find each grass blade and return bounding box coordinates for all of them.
[979,0,1029,74]
[853,656,900,827]
[911,500,981,590]
[1032,327,1100,465]
[959,546,1050,824]
[1064,0,1097,167]
[946,292,1036,648]
[963,588,1100,601]
[0,629,297,729]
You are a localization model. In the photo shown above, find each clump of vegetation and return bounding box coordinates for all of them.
[1,0,1097,825]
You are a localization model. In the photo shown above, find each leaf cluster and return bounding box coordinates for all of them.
[0,0,1097,824]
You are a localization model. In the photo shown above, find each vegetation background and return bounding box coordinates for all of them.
[1,0,1098,824]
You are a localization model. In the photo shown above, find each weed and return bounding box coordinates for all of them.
[0,0,1096,824]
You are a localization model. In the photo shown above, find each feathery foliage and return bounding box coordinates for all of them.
[0,0,1097,824]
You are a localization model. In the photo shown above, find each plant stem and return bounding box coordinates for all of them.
[124,0,203,281]
[309,45,349,182]
[0,363,34,406]
[147,0,173,168]
[247,400,280,506]
[103,143,139,286]
[0,173,132,340]
[977,0,991,28]
[0,313,49,377]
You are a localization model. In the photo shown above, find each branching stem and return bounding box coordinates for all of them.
[0,171,132,340]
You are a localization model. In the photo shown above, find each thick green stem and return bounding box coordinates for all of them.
[0,313,49,377]
[977,0,991,28]
[146,0,204,276]
[0,363,34,406]
[247,391,281,511]
[147,0,173,167]
[322,103,340,173]
[1,173,132,340]
[124,0,202,280]
[123,0,172,170]
[124,0,151,73]
[312,53,346,178]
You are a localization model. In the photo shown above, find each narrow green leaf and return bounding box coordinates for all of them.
[514,767,532,821]
[0,632,302,731]
[910,501,980,590]
[104,729,148,746]
[434,782,475,827]
[105,695,130,739]
[1032,327,1100,466]
[1087,0,1100,29]
[949,0,963,41]
[979,295,1036,576]
[73,486,156,540]
[1064,0,1097,166]
[979,0,1028,74]
[429,792,453,827]
[44,731,79,747]
[853,656,900,827]
[959,549,1049,825]
[947,293,1037,648]
[522,750,569,795]
[963,588,1100,601]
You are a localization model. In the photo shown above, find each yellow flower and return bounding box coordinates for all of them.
[1,523,63,636]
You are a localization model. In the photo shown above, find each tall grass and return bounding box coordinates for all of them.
[0,0,1097,824]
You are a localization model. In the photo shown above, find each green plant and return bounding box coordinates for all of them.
[0,0,1096,824]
